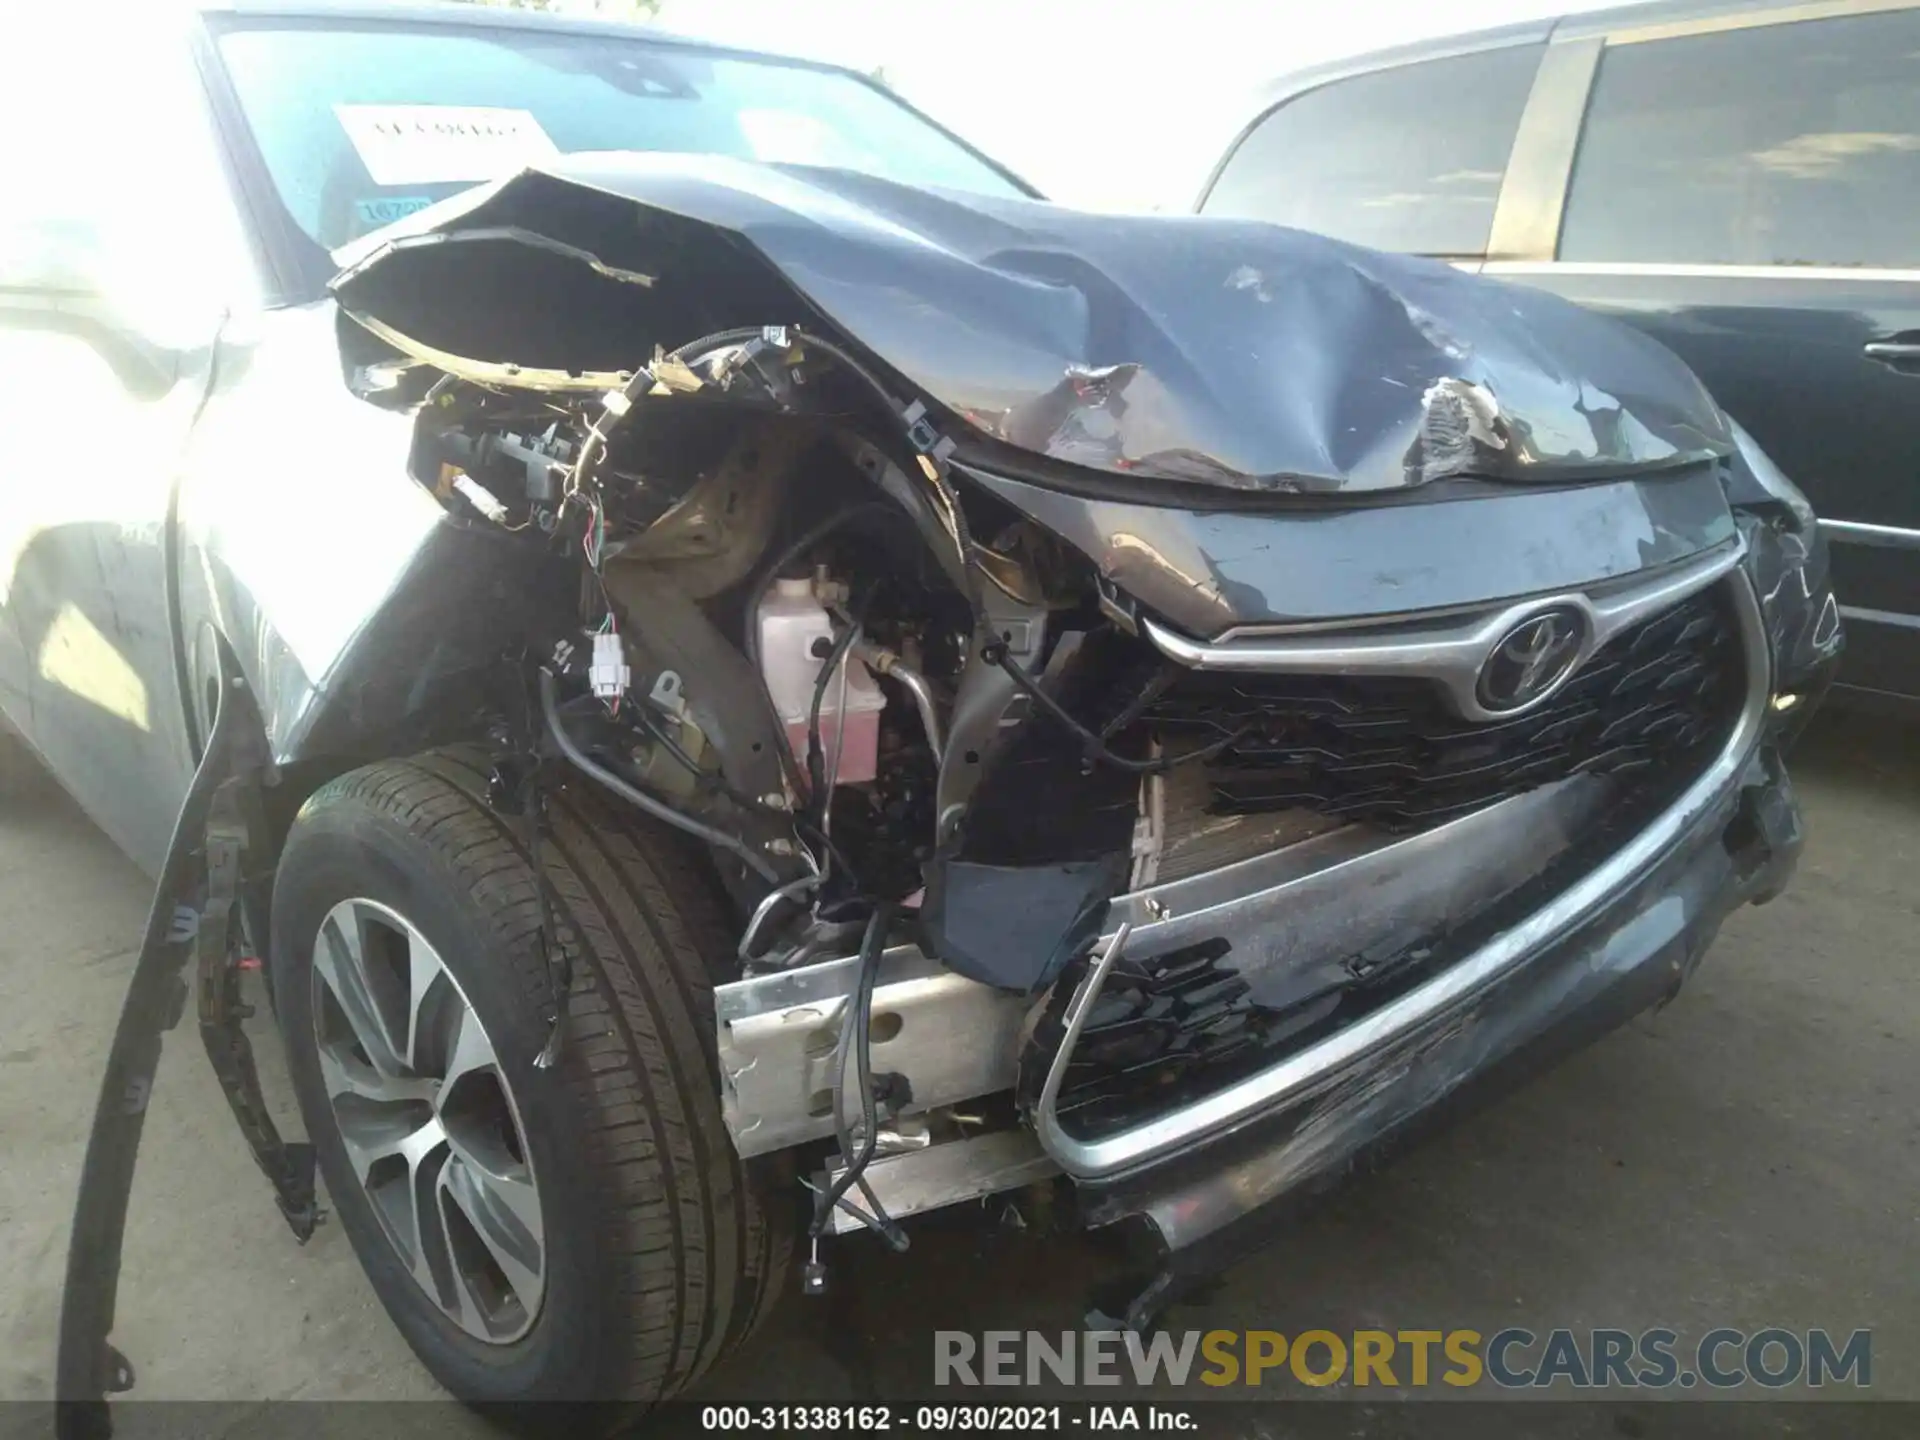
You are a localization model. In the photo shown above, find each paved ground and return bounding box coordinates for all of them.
[2,709,1915,1431]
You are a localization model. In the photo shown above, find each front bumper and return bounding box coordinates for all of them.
[1076,738,1803,1316]
[1060,542,1833,1316]
[1034,563,1777,1179]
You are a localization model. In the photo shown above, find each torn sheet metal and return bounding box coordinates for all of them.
[1740,511,1845,698]
[331,153,1732,495]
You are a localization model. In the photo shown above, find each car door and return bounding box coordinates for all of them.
[1480,2,1920,705]
[0,14,259,868]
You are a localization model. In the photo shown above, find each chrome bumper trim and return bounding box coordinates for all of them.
[1139,538,1746,722]
[1822,518,1920,551]
[713,782,1591,1159]
[1036,571,1771,1179]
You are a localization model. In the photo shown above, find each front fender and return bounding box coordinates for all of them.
[177,304,563,771]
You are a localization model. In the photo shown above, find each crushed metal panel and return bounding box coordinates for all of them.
[329,152,1734,495]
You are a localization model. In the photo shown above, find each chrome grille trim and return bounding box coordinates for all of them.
[1140,538,1745,722]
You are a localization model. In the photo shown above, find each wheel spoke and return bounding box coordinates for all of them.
[441,1153,545,1321]
[309,896,545,1344]
[401,926,449,1073]
[340,1108,451,1294]
[314,909,404,1077]
[336,1107,445,1192]
[442,1240,492,1338]
[440,1006,501,1094]
[315,1040,435,1107]
[444,1117,544,1239]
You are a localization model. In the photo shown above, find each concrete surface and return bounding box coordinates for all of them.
[2,709,1915,1425]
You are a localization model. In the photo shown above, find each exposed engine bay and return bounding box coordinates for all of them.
[404,322,1143,940]
[315,155,1832,1286]
[379,316,1235,1268]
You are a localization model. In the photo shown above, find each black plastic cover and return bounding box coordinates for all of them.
[332,155,1733,495]
[918,857,1125,993]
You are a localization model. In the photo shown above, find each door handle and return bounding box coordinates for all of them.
[1865,337,1920,374]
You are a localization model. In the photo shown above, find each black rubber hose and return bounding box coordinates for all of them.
[811,903,903,1242]
[681,324,973,611]
[540,668,783,886]
[982,642,1249,775]
[792,327,980,604]
[816,924,907,1249]
[630,705,863,888]
[789,327,903,410]
[666,326,774,363]
[805,620,864,834]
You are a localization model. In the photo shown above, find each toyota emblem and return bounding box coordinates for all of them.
[1477,607,1587,712]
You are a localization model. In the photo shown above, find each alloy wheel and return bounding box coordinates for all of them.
[309,897,546,1343]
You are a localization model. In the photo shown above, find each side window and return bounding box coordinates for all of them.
[1561,11,1920,267]
[1200,45,1543,256]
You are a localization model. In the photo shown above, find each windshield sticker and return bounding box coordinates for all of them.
[334,105,560,186]
[354,195,436,229]
[737,109,851,168]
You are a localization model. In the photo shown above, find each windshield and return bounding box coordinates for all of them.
[212,19,1029,261]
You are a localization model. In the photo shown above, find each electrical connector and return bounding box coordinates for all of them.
[451,473,509,524]
[899,398,956,465]
[588,631,630,702]
[801,1236,828,1296]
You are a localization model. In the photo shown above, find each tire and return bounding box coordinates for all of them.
[270,748,792,1407]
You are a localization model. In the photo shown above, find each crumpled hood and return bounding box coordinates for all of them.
[332,153,1731,494]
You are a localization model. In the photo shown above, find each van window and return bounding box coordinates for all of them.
[1200,45,1543,256]
[1561,11,1920,267]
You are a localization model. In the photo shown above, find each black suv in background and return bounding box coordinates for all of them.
[1201,0,1918,709]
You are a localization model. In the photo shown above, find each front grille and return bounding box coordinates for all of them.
[1141,584,1743,831]
[1053,938,1270,1141]
[1041,580,1749,1143]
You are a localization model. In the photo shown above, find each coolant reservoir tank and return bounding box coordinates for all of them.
[756,577,884,786]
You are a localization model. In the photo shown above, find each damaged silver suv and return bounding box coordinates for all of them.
[9,0,1840,1419]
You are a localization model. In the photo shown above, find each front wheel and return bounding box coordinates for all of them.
[270,750,791,1406]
